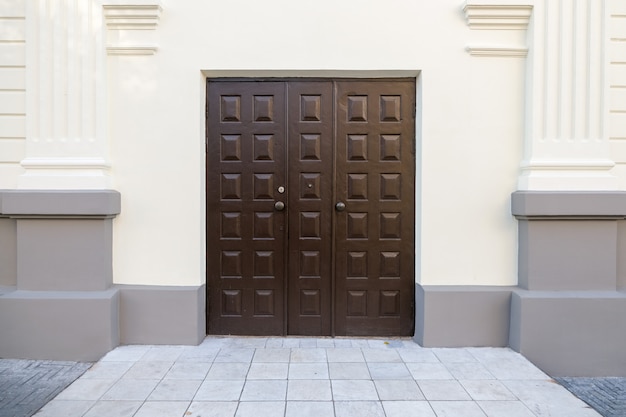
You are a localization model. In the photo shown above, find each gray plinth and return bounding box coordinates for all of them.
[510,289,626,376]
[0,289,119,361]
[119,285,206,345]
[0,190,122,361]
[511,191,626,377]
[414,285,513,347]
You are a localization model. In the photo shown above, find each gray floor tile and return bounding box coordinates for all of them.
[206,362,250,379]
[265,338,286,348]
[194,379,245,401]
[334,401,386,417]
[503,380,601,416]
[229,337,268,348]
[349,339,372,348]
[187,401,238,417]
[482,359,549,380]
[199,337,231,349]
[82,400,142,417]
[368,362,412,379]
[147,378,202,401]
[398,348,440,363]
[326,348,365,362]
[329,362,370,379]
[362,348,402,363]
[178,347,220,363]
[54,378,117,401]
[477,401,537,417]
[253,348,291,363]
[417,380,471,401]
[432,348,477,363]
[282,338,303,348]
[332,380,379,401]
[406,363,454,380]
[214,348,255,363]
[332,338,355,348]
[99,345,150,362]
[467,347,522,362]
[460,380,517,401]
[382,401,436,417]
[316,338,336,348]
[80,362,132,380]
[287,380,332,400]
[164,361,211,380]
[133,401,190,417]
[374,380,425,400]
[299,338,319,348]
[240,380,287,401]
[368,339,398,349]
[124,361,173,380]
[285,401,335,417]
[139,346,185,362]
[291,348,327,362]
[429,401,487,417]
[289,363,329,379]
[247,362,289,379]
[445,362,495,380]
[235,401,285,417]
[33,400,95,417]
[100,378,160,401]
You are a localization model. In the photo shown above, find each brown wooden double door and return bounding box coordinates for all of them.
[206,79,415,336]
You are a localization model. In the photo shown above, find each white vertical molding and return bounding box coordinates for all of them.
[519,0,615,190]
[21,0,110,190]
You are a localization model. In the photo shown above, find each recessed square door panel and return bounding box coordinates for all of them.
[207,79,415,337]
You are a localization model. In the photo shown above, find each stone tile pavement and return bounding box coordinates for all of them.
[20,336,603,417]
[557,377,626,417]
[0,359,91,417]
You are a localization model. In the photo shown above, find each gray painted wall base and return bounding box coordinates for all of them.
[414,285,513,347]
[0,289,119,362]
[0,218,16,287]
[510,289,626,377]
[119,285,206,345]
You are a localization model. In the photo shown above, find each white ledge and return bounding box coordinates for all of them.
[107,46,159,55]
[21,157,111,170]
[465,46,528,57]
[520,159,616,171]
[464,3,532,30]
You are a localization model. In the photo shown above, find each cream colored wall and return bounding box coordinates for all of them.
[0,0,25,188]
[107,0,524,286]
[609,0,626,188]
[12,1,621,287]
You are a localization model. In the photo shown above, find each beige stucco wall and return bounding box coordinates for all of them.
[107,0,524,287]
[2,0,625,288]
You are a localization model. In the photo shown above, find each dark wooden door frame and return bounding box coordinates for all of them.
[206,78,416,336]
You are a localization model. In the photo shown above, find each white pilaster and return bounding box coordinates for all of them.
[21,0,110,189]
[519,0,615,190]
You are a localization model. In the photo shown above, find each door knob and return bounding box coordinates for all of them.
[274,201,285,211]
[335,202,346,212]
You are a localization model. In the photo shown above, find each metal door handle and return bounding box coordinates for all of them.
[274,201,285,211]
[335,202,346,212]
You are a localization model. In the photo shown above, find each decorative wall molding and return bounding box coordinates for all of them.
[21,157,111,170]
[102,1,162,56]
[520,159,616,171]
[22,0,111,189]
[106,46,158,55]
[103,3,162,29]
[518,0,615,190]
[464,3,533,30]
[463,2,533,58]
[465,46,528,57]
